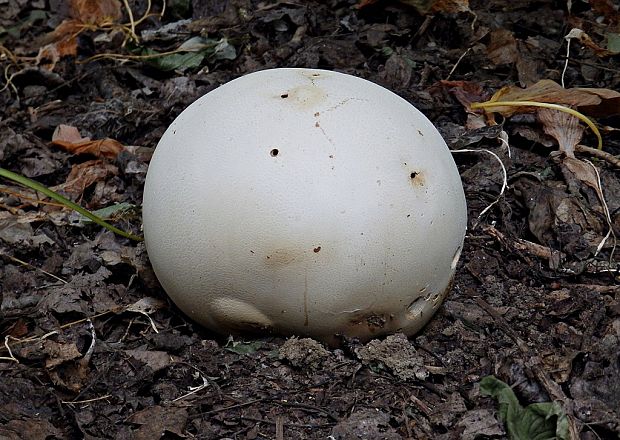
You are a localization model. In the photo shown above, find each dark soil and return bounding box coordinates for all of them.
[1,0,619,439]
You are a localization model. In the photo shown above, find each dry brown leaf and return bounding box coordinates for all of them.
[52,124,125,159]
[538,109,584,157]
[43,340,82,368]
[486,29,518,65]
[52,160,118,200]
[35,0,122,68]
[438,80,486,108]
[70,0,122,24]
[53,138,125,158]
[357,0,469,14]
[483,79,620,117]
[429,0,470,14]
[562,157,602,194]
[587,0,619,25]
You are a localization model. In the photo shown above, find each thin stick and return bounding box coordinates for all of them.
[451,148,508,223]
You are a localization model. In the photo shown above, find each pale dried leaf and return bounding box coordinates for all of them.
[51,160,118,199]
[125,297,167,314]
[538,109,584,157]
[52,124,86,144]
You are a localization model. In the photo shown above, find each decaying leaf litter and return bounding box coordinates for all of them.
[1,0,619,438]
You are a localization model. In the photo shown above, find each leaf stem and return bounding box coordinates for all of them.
[0,167,143,242]
[470,100,602,150]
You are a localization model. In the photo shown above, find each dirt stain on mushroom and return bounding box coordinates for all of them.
[265,248,298,267]
[282,84,327,109]
[304,270,309,326]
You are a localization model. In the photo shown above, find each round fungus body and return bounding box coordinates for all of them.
[143,68,467,345]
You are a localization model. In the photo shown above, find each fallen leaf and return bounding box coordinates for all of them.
[538,109,584,157]
[35,0,122,69]
[480,79,620,117]
[486,29,518,65]
[480,375,570,440]
[52,160,118,200]
[52,124,83,144]
[125,406,188,440]
[43,340,82,368]
[53,138,124,159]
[124,350,176,372]
[52,124,125,159]
[587,0,619,25]
[125,297,167,314]
[69,0,122,24]
[357,0,469,14]
[437,80,486,108]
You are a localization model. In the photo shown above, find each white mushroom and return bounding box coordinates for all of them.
[142,68,467,345]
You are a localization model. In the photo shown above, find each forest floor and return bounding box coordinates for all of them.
[0,0,619,438]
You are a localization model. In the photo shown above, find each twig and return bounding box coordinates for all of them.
[61,395,112,405]
[584,159,616,259]
[451,148,508,225]
[1,253,68,284]
[446,47,471,81]
[575,144,620,168]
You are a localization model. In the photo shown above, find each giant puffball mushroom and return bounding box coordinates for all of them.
[142,68,467,345]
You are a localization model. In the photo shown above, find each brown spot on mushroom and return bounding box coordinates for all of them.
[417,129,424,136]
[265,248,298,267]
[314,112,320,117]
[313,246,321,253]
[315,121,320,127]
[280,93,289,98]
[270,148,279,157]
[409,170,425,187]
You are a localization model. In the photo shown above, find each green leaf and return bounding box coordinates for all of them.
[606,32,620,54]
[224,339,263,355]
[75,202,137,225]
[142,47,206,72]
[480,376,569,440]
[139,37,236,72]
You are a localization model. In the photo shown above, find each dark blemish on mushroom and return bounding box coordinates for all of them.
[417,129,424,136]
[313,246,321,253]
[270,148,279,157]
[312,73,320,77]
[280,93,289,98]
[329,155,334,158]
[315,121,320,127]
[406,214,411,218]
[250,250,255,254]
[314,112,320,117]
[409,170,425,187]
[173,129,176,134]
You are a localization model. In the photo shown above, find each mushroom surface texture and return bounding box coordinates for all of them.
[142,68,467,345]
